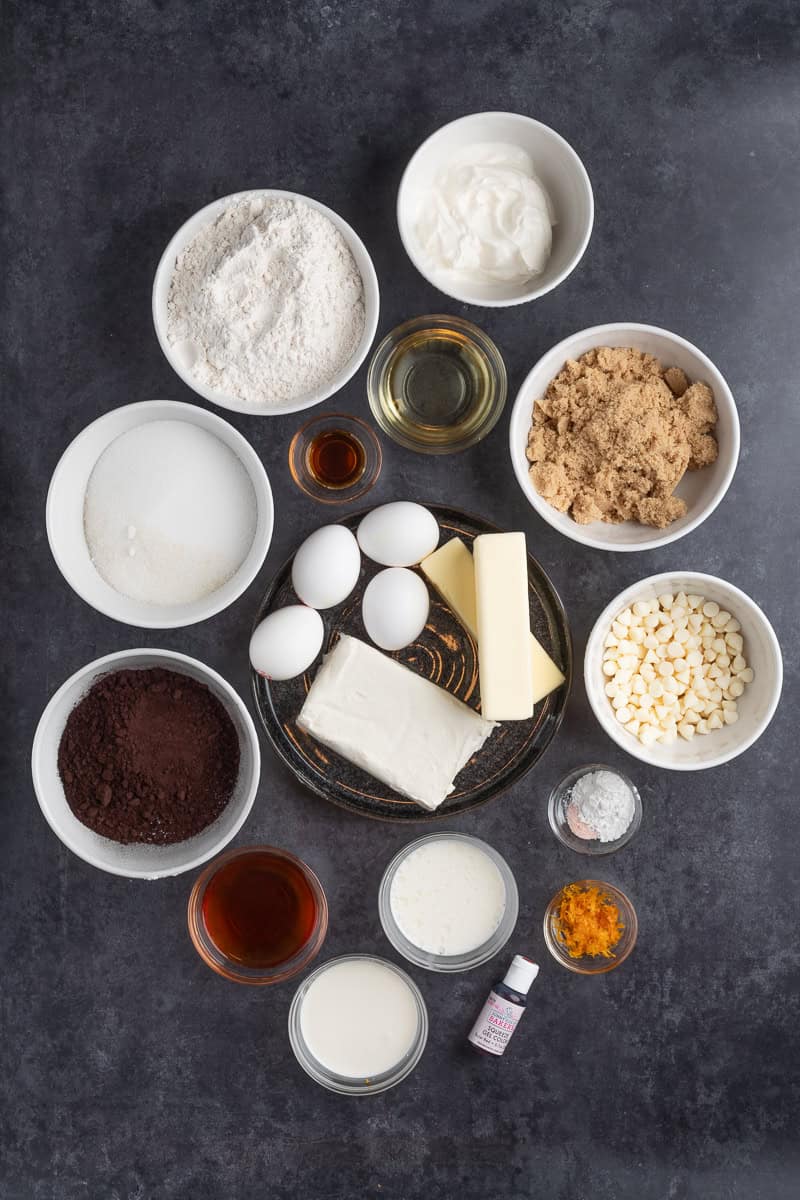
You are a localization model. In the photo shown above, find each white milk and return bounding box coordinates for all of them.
[299,958,419,1078]
[389,838,506,956]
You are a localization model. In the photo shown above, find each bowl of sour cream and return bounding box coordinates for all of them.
[378,832,519,972]
[397,111,594,307]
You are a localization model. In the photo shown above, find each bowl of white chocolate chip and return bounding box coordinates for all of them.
[584,572,783,771]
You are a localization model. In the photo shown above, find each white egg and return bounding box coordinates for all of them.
[357,502,439,567]
[291,524,361,609]
[249,606,325,680]
[362,567,430,651]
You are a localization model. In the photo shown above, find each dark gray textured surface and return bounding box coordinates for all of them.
[3,2,799,1197]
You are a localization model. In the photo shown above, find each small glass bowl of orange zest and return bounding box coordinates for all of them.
[543,880,638,974]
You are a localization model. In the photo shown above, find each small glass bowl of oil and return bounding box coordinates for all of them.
[367,315,507,454]
[288,412,383,504]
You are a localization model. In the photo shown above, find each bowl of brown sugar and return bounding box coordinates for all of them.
[31,649,260,878]
[508,323,740,552]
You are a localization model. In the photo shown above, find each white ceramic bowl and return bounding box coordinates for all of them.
[152,189,380,415]
[397,112,593,307]
[31,649,261,878]
[584,573,782,771]
[46,400,274,629]
[509,323,740,552]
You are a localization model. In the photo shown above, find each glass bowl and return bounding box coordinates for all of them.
[187,845,328,985]
[543,879,638,975]
[378,832,519,972]
[548,764,642,855]
[367,314,507,454]
[288,955,428,1095]
[288,412,382,504]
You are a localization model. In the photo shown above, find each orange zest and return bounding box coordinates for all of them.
[554,884,624,959]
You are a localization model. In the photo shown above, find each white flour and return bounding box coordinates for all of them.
[166,195,366,406]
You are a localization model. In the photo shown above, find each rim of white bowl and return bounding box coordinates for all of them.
[583,572,783,770]
[152,189,380,415]
[31,648,261,878]
[396,111,594,307]
[45,399,274,629]
[509,323,741,551]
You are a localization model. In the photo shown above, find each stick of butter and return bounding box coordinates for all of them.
[297,635,496,811]
[421,536,565,706]
[473,533,534,721]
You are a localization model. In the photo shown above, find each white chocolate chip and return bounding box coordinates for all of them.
[603,593,752,747]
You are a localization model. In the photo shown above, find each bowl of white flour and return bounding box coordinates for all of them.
[153,190,380,416]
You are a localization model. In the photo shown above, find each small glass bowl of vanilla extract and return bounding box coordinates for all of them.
[367,315,507,454]
[288,412,383,504]
[187,845,328,985]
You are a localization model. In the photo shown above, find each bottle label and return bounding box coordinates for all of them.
[468,990,526,1056]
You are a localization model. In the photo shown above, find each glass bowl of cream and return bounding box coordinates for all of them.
[288,955,428,1095]
[398,112,593,307]
[378,832,519,972]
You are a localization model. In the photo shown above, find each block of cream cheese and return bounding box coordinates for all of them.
[297,635,496,811]
[421,537,565,704]
[472,532,534,720]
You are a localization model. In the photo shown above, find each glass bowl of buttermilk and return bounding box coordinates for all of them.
[378,831,519,972]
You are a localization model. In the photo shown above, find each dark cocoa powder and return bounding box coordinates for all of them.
[58,667,240,845]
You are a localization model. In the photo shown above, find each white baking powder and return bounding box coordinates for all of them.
[166,195,365,406]
[566,770,636,843]
[84,420,257,606]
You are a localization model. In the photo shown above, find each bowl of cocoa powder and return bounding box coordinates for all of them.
[31,649,260,878]
[508,323,740,551]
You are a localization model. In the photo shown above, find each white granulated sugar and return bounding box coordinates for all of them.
[84,420,257,606]
[166,196,366,406]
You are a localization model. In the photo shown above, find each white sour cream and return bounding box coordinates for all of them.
[389,837,507,956]
[299,958,420,1078]
[415,142,554,285]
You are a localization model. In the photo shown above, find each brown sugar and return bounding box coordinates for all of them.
[526,346,718,528]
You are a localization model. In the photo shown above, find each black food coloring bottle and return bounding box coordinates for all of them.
[467,955,539,1057]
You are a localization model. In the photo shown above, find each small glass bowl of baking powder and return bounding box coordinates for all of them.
[548,764,642,856]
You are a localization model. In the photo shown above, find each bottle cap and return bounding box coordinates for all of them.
[503,955,539,995]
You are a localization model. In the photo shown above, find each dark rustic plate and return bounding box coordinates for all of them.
[251,504,572,822]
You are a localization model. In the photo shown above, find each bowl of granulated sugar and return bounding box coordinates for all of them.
[152,189,380,416]
[47,400,273,628]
